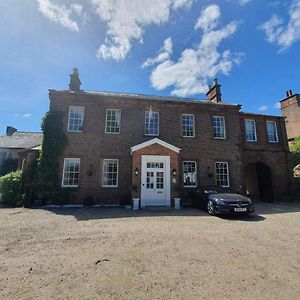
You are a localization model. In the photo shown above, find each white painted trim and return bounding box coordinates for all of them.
[215,161,230,188]
[102,159,119,188]
[131,138,181,154]
[266,120,279,143]
[141,155,171,207]
[61,158,80,188]
[181,114,195,138]
[67,105,85,132]
[183,161,197,188]
[145,110,159,136]
[105,108,121,134]
[213,116,226,140]
[245,119,257,142]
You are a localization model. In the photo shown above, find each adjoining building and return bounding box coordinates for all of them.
[0,127,42,175]
[280,90,300,142]
[48,70,290,206]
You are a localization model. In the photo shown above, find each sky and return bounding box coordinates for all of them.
[0,0,300,134]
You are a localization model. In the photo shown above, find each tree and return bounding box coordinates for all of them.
[290,135,300,153]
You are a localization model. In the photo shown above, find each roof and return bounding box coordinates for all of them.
[131,138,181,154]
[240,111,284,118]
[49,89,240,107]
[0,132,43,149]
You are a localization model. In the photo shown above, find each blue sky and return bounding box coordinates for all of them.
[1,0,300,134]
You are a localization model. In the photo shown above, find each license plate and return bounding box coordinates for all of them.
[234,207,247,212]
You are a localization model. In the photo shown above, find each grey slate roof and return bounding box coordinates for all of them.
[49,89,238,107]
[0,132,43,149]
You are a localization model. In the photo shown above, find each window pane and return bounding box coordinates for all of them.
[62,158,80,187]
[245,120,257,141]
[215,162,229,187]
[182,114,195,137]
[145,111,159,136]
[106,109,121,133]
[183,161,197,187]
[102,159,118,187]
[213,116,225,139]
[267,121,278,142]
[68,106,84,131]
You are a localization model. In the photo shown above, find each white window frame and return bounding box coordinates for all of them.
[266,121,279,143]
[183,161,197,188]
[182,114,195,138]
[62,158,80,188]
[67,105,85,132]
[105,109,121,134]
[245,119,257,142]
[215,161,230,188]
[145,111,159,136]
[102,159,119,188]
[213,116,226,139]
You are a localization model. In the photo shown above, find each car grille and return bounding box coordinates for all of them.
[227,201,250,207]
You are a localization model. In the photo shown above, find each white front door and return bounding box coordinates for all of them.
[141,155,171,207]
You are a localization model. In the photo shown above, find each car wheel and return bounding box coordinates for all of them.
[207,200,215,215]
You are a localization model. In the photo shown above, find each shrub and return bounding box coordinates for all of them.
[0,171,23,207]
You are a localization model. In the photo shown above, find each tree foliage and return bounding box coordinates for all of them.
[37,110,68,201]
[290,136,300,153]
[0,171,23,207]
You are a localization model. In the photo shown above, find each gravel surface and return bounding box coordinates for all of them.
[0,202,299,300]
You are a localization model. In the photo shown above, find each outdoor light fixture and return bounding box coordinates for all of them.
[172,168,177,176]
[207,167,213,178]
[134,168,139,176]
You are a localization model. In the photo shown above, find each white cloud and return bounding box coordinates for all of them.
[143,4,241,97]
[23,113,32,118]
[273,102,281,109]
[239,0,251,5]
[37,0,80,31]
[259,0,300,50]
[91,0,193,60]
[258,105,268,111]
[195,4,220,32]
[142,37,173,68]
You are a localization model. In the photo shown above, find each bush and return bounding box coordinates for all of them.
[0,171,23,207]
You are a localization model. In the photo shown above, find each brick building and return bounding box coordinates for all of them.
[49,75,289,206]
[280,90,300,142]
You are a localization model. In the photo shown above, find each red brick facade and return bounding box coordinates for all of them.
[49,87,290,205]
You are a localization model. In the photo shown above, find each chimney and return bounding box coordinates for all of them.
[285,90,293,98]
[6,126,17,136]
[206,79,222,103]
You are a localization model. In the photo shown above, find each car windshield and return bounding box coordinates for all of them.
[202,186,230,194]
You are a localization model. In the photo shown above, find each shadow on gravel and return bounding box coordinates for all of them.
[41,206,267,222]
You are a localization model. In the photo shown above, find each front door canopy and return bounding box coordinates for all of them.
[131,138,181,154]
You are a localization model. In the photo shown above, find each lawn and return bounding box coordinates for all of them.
[0,202,299,299]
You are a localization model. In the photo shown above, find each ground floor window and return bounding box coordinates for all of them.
[102,159,118,187]
[62,158,80,187]
[183,161,197,187]
[215,162,230,187]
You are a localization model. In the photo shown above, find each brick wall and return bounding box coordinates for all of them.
[49,90,290,203]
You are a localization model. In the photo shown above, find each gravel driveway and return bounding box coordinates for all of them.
[0,202,299,299]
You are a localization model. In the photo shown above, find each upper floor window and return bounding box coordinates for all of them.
[105,109,121,134]
[145,111,159,136]
[182,114,195,137]
[266,121,278,143]
[102,159,118,187]
[215,162,230,187]
[245,119,257,142]
[183,161,197,187]
[62,158,80,187]
[68,106,84,132]
[213,116,226,139]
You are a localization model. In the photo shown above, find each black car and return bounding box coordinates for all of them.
[190,186,255,215]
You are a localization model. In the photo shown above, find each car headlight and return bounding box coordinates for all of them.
[247,198,253,204]
[215,198,227,205]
